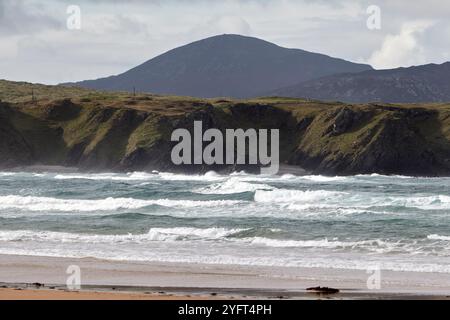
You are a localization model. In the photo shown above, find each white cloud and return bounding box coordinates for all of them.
[214,16,252,36]
[368,21,435,69]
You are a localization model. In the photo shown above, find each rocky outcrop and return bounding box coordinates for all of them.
[0,103,34,167]
[290,104,450,175]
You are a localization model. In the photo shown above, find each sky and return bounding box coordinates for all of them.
[1,0,450,84]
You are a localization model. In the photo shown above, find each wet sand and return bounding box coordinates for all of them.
[0,254,449,300]
[0,288,200,300]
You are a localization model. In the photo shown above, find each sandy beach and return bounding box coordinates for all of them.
[0,254,449,300]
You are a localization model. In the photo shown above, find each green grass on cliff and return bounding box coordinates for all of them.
[0,80,97,103]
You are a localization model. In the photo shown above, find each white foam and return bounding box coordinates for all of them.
[254,189,346,203]
[300,175,347,182]
[0,229,413,254]
[147,227,247,240]
[1,245,448,273]
[345,194,450,210]
[0,195,243,212]
[0,228,449,273]
[279,174,296,180]
[244,237,391,250]
[54,172,157,181]
[428,234,450,241]
[158,171,224,182]
[253,189,450,211]
[195,177,273,194]
[355,173,417,179]
[0,172,16,177]
[0,227,247,243]
[386,194,450,210]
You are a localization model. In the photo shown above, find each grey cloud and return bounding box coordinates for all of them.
[0,0,61,36]
[0,0,449,84]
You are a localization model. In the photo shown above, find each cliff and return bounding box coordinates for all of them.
[1,81,450,176]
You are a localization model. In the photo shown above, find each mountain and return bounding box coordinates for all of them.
[272,62,450,103]
[1,80,450,176]
[67,34,372,98]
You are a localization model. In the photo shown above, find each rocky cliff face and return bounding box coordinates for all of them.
[290,104,450,175]
[1,93,450,176]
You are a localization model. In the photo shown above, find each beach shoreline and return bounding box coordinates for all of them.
[0,254,449,300]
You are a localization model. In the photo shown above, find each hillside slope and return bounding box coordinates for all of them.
[272,62,450,103]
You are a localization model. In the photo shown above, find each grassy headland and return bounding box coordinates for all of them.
[1,80,449,176]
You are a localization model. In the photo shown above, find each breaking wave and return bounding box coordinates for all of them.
[195,177,273,194]
[0,227,247,243]
[0,195,243,212]
[254,189,346,203]
[254,189,450,210]
[428,234,450,241]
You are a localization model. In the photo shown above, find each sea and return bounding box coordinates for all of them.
[0,170,449,273]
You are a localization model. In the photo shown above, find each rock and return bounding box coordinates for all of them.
[306,286,340,294]
[330,107,355,135]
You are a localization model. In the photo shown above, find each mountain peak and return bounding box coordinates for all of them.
[175,34,281,54]
[69,35,372,98]
[197,33,276,44]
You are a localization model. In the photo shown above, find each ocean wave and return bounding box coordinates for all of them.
[253,188,450,211]
[0,229,405,252]
[0,172,16,177]
[0,227,248,243]
[355,173,416,179]
[0,245,448,273]
[244,237,390,249]
[147,227,248,240]
[53,171,228,183]
[1,227,437,256]
[300,175,348,182]
[54,172,157,181]
[158,171,225,182]
[254,189,346,203]
[377,194,450,210]
[0,195,243,212]
[195,177,273,194]
[241,236,450,257]
[428,234,450,241]
[1,228,449,272]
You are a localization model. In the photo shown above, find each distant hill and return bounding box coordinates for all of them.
[0,79,94,103]
[66,34,372,98]
[272,62,450,103]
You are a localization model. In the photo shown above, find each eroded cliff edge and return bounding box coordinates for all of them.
[1,90,450,176]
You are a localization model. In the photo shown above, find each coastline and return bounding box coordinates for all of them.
[1,254,449,300]
[4,164,450,178]
[2,96,450,178]
[2,164,311,177]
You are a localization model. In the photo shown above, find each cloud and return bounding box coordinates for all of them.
[1,0,450,84]
[214,16,252,36]
[185,15,252,41]
[368,21,434,69]
[0,0,60,36]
